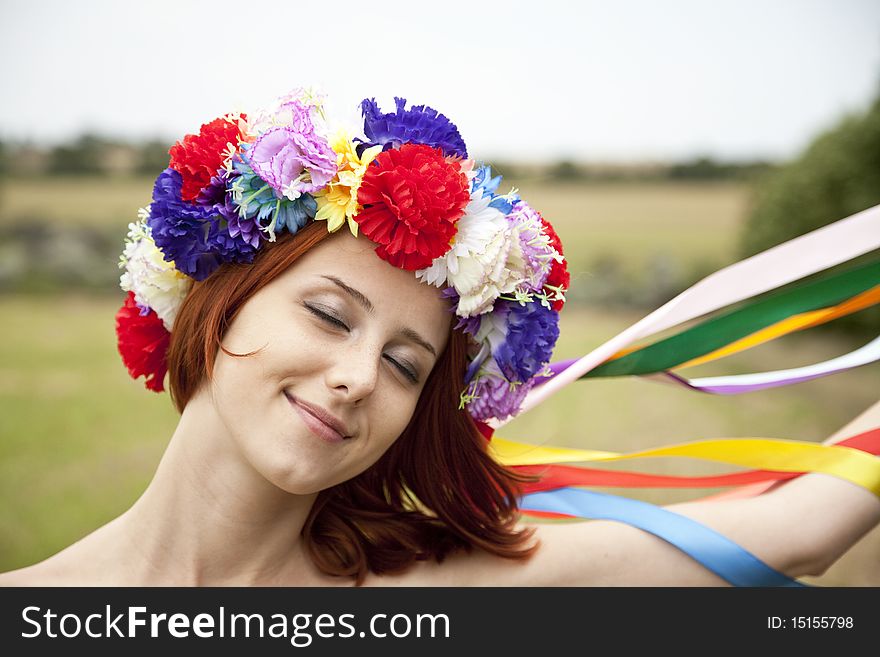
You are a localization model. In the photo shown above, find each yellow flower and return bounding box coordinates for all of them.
[314,129,383,237]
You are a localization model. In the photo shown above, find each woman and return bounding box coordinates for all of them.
[1,91,878,586]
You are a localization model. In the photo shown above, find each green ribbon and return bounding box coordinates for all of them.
[583,257,880,378]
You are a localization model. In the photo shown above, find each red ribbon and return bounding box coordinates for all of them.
[514,427,880,495]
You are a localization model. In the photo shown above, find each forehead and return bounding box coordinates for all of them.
[272,230,453,346]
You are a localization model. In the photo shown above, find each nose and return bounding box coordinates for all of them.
[324,341,380,404]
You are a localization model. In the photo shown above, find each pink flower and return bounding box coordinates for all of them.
[247,102,337,200]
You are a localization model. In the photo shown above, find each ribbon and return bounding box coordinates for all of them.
[518,488,806,587]
[590,283,880,369]
[492,435,880,495]
[672,285,880,370]
[512,428,880,494]
[512,429,880,587]
[580,258,880,378]
[657,335,880,394]
[497,205,880,587]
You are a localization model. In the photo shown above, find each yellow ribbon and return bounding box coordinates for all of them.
[490,436,880,496]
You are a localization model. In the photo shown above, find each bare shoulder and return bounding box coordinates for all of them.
[0,530,120,586]
[0,565,35,586]
[364,519,729,587]
[0,557,79,586]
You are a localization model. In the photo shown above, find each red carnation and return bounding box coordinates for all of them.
[356,144,470,271]
[115,292,171,392]
[169,115,246,202]
[540,216,570,311]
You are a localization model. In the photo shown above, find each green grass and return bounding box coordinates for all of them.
[0,296,178,568]
[508,178,749,267]
[0,176,155,229]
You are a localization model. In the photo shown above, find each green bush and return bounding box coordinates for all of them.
[738,85,880,338]
[740,89,880,255]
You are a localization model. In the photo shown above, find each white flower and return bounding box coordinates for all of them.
[281,175,308,201]
[416,189,530,317]
[119,215,191,330]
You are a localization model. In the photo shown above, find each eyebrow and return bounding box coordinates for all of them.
[319,275,438,358]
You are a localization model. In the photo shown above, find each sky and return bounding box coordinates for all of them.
[2,0,879,162]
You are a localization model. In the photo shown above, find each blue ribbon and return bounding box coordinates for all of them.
[520,487,807,587]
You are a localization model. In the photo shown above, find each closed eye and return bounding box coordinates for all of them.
[304,303,349,331]
[385,355,419,384]
[305,303,421,385]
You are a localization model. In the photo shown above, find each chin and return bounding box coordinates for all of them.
[257,460,338,496]
[272,479,330,496]
[257,449,361,496]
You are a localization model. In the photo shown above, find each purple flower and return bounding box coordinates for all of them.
[454,313,482,338]
[508,201,559,291]
[149,168,258,279]
[248,102,337,199]
[219,193,262,250]
[195,170,229,207]
[466,374,535,423]
[206,215,258,264]
[493,300,559,383]
[460,299,559,421]
[443,287,482,336]
[213,169,263,250]
[359,97,468,158]
[148,168,221,281]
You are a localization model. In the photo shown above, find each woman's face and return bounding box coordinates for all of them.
[209,229,453,494]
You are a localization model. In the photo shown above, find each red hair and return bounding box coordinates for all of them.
[166,221,538,584]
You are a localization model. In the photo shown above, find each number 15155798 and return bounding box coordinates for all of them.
[767,616,853,629]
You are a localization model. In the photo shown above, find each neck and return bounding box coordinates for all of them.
[114,391,331,586]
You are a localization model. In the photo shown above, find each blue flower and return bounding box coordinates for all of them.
[149,168,259,280]
[472,164,519,214]
[359,97,468,159]
[231,154,317,241]
[148,168,221,281]
[275,194,317,235]
[215,169,263,250]
[206,215,258,265]
[203,169,261,262]
[195,169,229,207]
[492,299,559,382]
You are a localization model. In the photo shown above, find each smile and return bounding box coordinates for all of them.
[285,393,349,444]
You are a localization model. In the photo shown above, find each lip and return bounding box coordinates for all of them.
[285,393,352,443]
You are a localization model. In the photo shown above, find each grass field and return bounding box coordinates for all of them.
[0,176,155,229]
[0,177,877,585]
[510,177,750,268]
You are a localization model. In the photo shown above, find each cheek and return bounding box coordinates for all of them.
[217,317,316,393]
[370,393,419,452]
[209,342,294,429]
[213,346,270,393]
[208,356,264,442]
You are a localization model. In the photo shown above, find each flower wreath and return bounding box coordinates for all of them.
[116,89,570,423]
